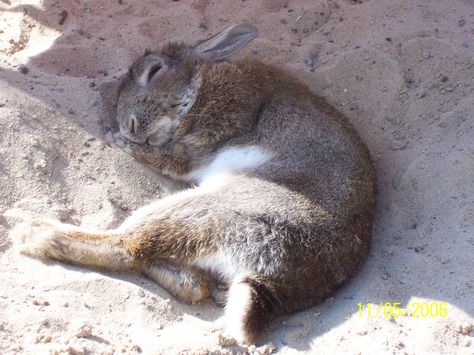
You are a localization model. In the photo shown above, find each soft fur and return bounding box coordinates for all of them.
[13,24,375,344]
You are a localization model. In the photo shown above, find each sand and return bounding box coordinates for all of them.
[0,0,473,354]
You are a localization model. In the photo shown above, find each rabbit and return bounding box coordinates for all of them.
[12,24,376,344]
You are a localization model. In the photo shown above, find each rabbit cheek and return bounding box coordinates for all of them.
[147,131,168,147]
[147,117,180,147]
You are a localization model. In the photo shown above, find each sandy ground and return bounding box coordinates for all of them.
[0,0,473,354]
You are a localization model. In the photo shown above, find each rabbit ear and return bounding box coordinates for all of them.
[193,23,258,62]
[131,53,167,87]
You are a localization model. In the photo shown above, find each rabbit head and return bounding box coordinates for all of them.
[116,24,259,146]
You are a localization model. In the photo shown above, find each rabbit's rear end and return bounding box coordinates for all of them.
[13,24,375,344]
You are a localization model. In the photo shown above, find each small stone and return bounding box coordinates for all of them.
[440,76,449,82]
[280,19,288,25]
[305,57,315,66]
[54,345,86,355]
[463,340,472,347]
[463,42,469,48]
[257,342,277,354]
[251,48,258,55]
[36,334,52,343]
[68,108,76,115]
[75,324,93,338]
[462,323,473,335]
[131,344,142,353]
[418,91,427,98]
[218,333,237,346]
[458,19,466,27]
[19,66,29,74]
[356,330,368,336]
[55,208,70,222]
[58,10,68,25]
[393,340,405,349]
[89,81,96,88]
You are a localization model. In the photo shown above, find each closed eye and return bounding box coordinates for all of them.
[170,101,191,108]
[127,114,138,134]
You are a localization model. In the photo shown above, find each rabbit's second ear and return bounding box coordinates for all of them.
[132,55,167,87]
[194,23,258,62]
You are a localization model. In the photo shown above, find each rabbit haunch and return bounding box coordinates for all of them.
[12,24,375,344]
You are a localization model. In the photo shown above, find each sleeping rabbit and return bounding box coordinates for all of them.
[13,24,375,344]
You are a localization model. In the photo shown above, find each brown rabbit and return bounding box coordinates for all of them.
[13,24,375,344]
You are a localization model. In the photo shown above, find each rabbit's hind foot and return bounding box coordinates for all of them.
[11,219,134,271]
[141,261,215,304]
[12,219,64,260]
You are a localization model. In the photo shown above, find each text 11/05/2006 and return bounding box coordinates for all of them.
[357,301,448,318]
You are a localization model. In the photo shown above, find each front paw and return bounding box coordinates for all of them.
[106,132,137,155]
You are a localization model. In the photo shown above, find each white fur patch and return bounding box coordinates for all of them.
[184,146,271,184]
[193,251,238,281]
[225,279,252,343]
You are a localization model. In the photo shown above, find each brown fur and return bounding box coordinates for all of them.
[13,24,375,344]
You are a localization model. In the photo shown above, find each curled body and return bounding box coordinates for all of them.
[13,24,375,343]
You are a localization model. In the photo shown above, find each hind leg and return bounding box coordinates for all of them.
[12,218,135,271]
[225,275,283,344]
[11,187,219,272]
[13,219,218,304]
[142,260,215,304]
[142,260,229,305]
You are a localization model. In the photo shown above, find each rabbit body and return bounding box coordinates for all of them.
[13,25,375,344]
